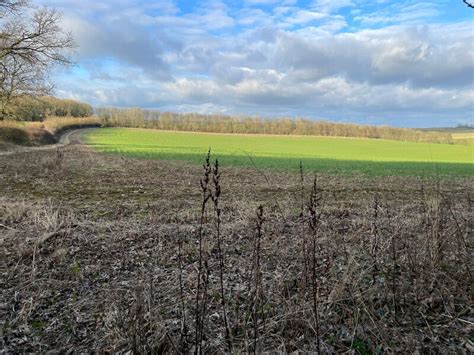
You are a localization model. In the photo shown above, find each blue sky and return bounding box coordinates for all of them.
[36,0,474,127]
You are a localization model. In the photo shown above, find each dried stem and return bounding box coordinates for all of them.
[194,149,212,355]
[211,158,233,352]
[308,175,322,354]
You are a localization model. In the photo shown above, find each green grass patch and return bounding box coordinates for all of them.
[85,128,473,176]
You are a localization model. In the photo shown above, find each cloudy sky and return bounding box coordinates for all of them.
[35,0,473,127]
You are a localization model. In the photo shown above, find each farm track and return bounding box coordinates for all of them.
[0,127,95,156]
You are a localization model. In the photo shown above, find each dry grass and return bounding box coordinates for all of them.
[0,117,102,146]
[0,116,102,132]
[0,145,472,353]
[452,132,474,146]
[40,116,103,133]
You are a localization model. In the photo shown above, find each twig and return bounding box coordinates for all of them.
[350,306,360,351]
[442,313,474,326]
[0,223,17,231]
[463,0,474,9]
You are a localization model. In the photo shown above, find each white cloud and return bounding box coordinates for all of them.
[285,10,326,24]
[32,0,474,127]
[245,0,297,5]
[353,1,440,26]
[312,0,354,13]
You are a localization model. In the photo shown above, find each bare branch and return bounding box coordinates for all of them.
[1,9,75,64]
[0,3,75,119]
[0,0,28,18]
[463,0,474,8]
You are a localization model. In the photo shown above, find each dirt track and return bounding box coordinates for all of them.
[0,127,96,156]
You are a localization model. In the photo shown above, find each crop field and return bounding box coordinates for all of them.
[85,128,473,176]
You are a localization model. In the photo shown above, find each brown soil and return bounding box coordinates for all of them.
[0,144,472,353]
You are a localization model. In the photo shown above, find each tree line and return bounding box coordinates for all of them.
[9,96,93,120]
[97,107,453,143]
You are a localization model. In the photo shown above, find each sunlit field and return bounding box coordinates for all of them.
[452,132,474,145]
[85,128,473,176]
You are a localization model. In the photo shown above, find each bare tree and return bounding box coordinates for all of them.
[0,55,52,117]
[463,0,474,8]
[0,0,27,18]
[0,1,75,119]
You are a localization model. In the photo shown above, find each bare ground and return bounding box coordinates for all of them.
[0,143,472,353]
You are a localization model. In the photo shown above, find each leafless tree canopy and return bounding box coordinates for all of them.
[0,0,75,119]
[0,0,27,18]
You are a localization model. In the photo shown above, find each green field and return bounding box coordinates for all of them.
[85,128,473,176]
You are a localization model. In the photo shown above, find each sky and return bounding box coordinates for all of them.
[34,0,474,127]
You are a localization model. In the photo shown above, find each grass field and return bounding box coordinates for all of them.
[85,128,473,176]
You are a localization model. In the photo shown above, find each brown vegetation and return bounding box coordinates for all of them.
[0,143,471,353]
[0,116,101,146]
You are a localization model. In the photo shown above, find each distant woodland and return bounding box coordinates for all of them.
[7,96,93,121]
[97,107,454,143]
[3,99,456,143]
